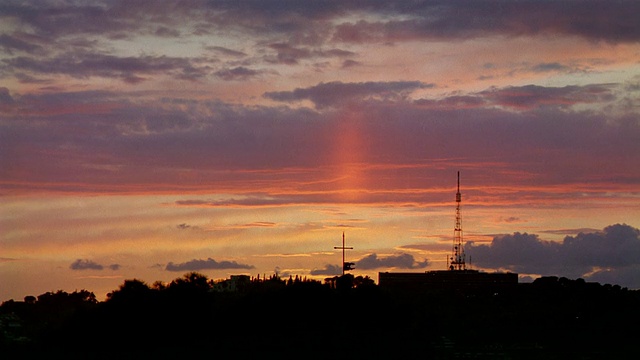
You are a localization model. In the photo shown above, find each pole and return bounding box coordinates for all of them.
[342,232,345,275]
[334,231,353,276]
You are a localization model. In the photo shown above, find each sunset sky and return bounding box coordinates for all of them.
[1,0,639,302]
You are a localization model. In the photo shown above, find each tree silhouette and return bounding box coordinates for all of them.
[2,273,639,358]
[106,278,152,303]
[168,271,210,291]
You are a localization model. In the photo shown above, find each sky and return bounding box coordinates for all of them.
[1,0,639,302]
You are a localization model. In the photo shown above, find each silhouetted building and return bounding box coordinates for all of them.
[378,270,518,293]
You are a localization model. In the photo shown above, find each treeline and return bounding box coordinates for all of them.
[1,273,639,359]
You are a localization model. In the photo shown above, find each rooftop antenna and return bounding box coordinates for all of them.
[334,231,354,275]
[449,171,466,271]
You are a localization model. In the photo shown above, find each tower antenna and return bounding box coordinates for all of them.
[334,231,354,275]
[449,171,466,271]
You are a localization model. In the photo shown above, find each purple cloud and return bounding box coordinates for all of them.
[165,258,255,272]
[2,1,638,54]
[478,84,615,110]
[206,46,247,58]
[69,259,120,271]
[3,52,207,82]
[310,264,342,276]
[1,80,638,199]
[356,253,429,270]
[215,66,264,81]
[0,33,44,55]
[264,81,434,108]
[70,259,104,270]
[466,224,640,288]
[332,1,640,44]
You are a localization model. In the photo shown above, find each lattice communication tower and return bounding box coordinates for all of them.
[449,171,466,271]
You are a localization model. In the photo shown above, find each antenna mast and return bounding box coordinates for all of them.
[334,232,354,275]
[449,171,466,271]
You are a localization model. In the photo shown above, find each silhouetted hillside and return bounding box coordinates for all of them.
[1,273,639,359]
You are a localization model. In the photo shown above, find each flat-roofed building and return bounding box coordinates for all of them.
[378,270,518,294]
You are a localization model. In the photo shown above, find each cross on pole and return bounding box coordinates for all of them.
[334,231,354,275]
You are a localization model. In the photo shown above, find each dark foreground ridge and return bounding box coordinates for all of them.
[2,273,639,359]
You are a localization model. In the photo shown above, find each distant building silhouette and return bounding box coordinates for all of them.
[378,270,518,293]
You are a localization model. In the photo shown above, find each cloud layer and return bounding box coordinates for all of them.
[467,224,640,288]
[165,258,255,272]
[356,253,429,270]
[70,259,120,271]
